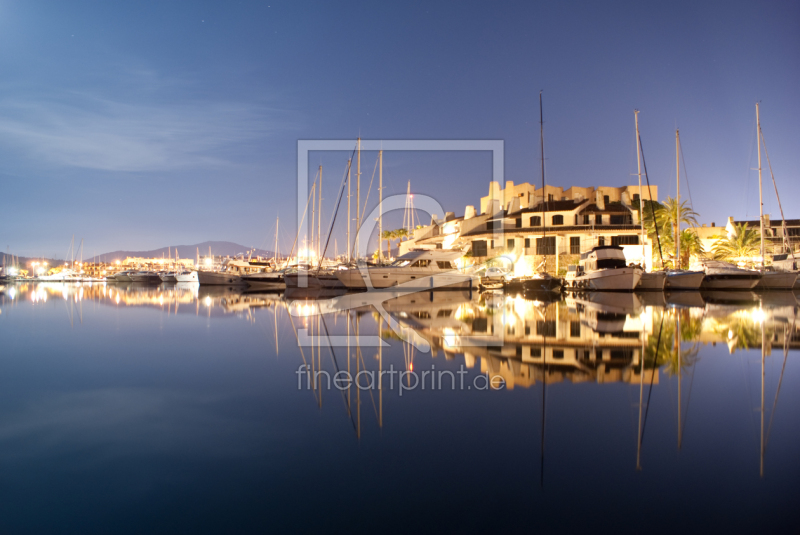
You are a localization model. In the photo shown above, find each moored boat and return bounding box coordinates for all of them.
[175,270,199,283]
[637,271,667,291]
[196,269,245,285]
[129,271,163,284]
[159,272,178,282]
[565,245,642,292]
[700,261,760,290]
[335,249,478,291]
[665,269,705,290]
[754,271,798,291]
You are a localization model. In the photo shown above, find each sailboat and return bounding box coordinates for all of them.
[665,129,705,290]
[507,91,562,294]
[634,111,667,291]
[751,103,798,290]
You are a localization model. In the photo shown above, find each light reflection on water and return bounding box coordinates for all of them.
[0,281,798,533]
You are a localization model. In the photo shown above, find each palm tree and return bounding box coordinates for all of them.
[712,222,761,263]
[381,229,394,260]
[677,229,705,268]
[640,198,701,268]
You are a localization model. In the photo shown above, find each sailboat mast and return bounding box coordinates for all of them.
[676,130,681,270]
[539,91,547,264]
[378,150,383,263]
[756,102,765,270]
[356,137,361,260]
[318,165,323,260]
[635,111,645,267]
[275,216,279,265]
[311,172,316,263]
[347,158,351,263]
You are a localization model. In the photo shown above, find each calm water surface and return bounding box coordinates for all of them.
[0,282,798,534]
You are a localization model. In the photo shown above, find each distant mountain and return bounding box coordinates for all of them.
[89,241,274,262]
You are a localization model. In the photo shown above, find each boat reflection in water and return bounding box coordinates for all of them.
[2,280,798,483]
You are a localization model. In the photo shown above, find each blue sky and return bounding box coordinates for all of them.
[0,0,798,257]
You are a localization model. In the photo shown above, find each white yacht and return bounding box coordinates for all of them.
[565,246,642,291]
[754,270,798,291]
[175,270,199,283]
[113,270,135,282]
[664,269,706,290]
[159,272,178,282]
[700,261,761,290]
[334,250,478,291]
[637,271,667,291]
[196,269,245,285]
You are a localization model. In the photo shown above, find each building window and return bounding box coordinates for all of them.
[548,194,554,202]
[552,215,564,225]
[552,349,564,360]
[570,321,581,337]
[612,235,639,245]
[633,193,640,202]
[595,214,603,224]
[472,240,487,257]
[530,347,541,358]
[598,236,605,246]
[536,320,556,337]
[610,214,630,225]
[583,214,590,224]
[536,236,556,255]
[530,216,541,226]
[507,238,515,249]
[604,195,610,205]
[570,236,581,254]
[524,238,531,248]
[515,218,522,228]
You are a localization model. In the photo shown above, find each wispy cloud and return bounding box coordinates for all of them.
[0,85,291,172]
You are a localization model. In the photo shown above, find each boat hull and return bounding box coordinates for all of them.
[115,274,132,282]
[159,273,178,282]
[197,270,245,285]
[335,268,478,291]
[285,272,345,289]
[637,271,667,291]
[754,271,798,291]
[665,271,705,290]
[242,273,286,289]
[175,272,199,283]
[701,274,760,290]
[129,274,162,284]
[569,268,642,292]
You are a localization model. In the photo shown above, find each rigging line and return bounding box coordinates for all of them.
[360,155,380,228]
[759,128,793,257]
[638,133,665,265]
[351,154,380,259]
[320,314,358,432]
[357,349,380,421]
[680,342,699,449]
[640,311,666,445]
[677,136,696,216]
[765,312,793,449]
[282,181,316,269]
[744,113,757,220]
[287,311,319,405]
[316,147,357,273]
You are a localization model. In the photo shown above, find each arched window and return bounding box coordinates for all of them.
[552,214,564,225]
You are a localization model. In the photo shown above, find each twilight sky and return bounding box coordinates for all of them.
[1,0,798,257]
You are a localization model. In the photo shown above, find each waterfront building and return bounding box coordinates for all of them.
[400,181,659,277]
